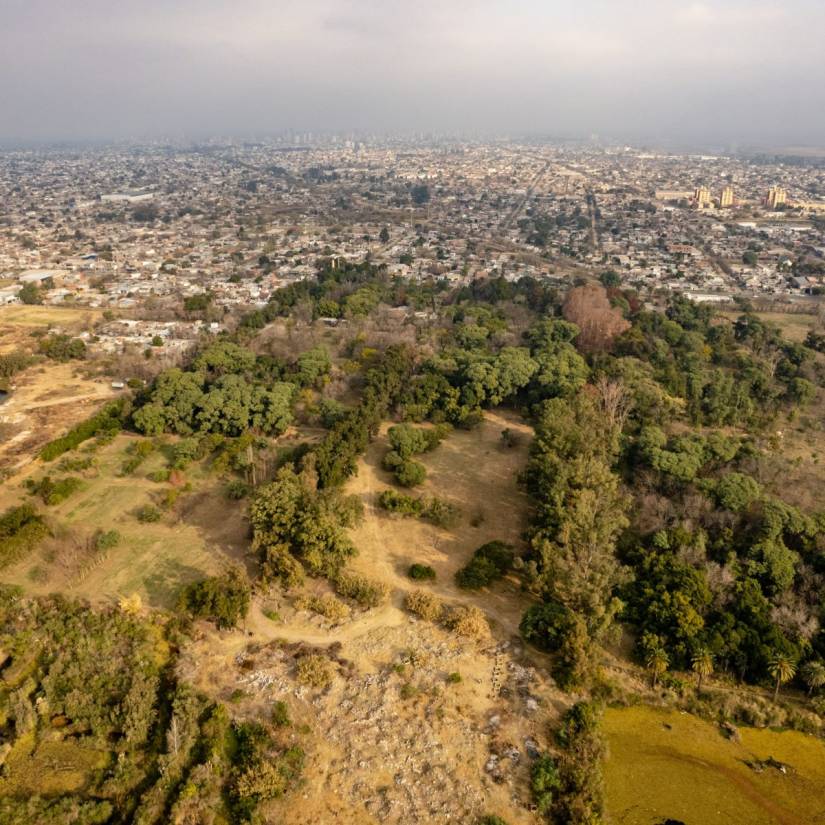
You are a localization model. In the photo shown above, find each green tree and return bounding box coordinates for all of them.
[800,660,825,697]
[691,648,714,693]
[18,282,42,304]
[645,645,669,689]
[768,653,796,702]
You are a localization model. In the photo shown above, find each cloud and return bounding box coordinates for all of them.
[0,0,822,144]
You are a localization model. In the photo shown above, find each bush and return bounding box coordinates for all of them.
[404,590,444,622]
[334,572,388,608]
[395,459,427,487]
[445,605,491,639]
[455,541,514,589]
[179,568,251,629]
[136,504,161,523]
[447,672,462,684]
[40,400,125,461]
[94,529,121,552]
[226,479,251,500]
[530,755,561,814]
[27,475,83,506]
[408,563,436,581]
[296,655,333,688]
[38,334,86,362]
[293,593,350,622]
[378,489,424,516]
[0,505,48,569]
[520,601,575,652]
[272,701,291,727]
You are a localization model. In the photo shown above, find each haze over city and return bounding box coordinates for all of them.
[2,0,825,146]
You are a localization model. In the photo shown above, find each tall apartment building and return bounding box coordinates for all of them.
[765,186,787,210]
[694,186,712,208]
[720,186,734,208]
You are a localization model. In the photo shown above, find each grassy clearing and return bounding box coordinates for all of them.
[345,410,534,636]
[0,737,110,796]
[0,305,104,329]
[603,705,825,825]
[0,434,247,607]
[720,310,820,343]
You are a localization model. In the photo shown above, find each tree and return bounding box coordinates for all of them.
[646,646,669,689]
[801,660,825,697]
[18,282,42,304]
[768,653,796,701]
[562,284,630,353]
[411,184,430,205]
[379,226,390,243]
[178,568,251,629]
[691,648,714,693]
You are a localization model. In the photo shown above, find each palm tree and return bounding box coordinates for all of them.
[691,648,714,693]
[801,660,825,697]
[646,648,669,689]
[768,654,797,702]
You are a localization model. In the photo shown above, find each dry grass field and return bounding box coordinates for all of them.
[0,434,247,607]
[345,410,535,636]
[0,362,120,475]
[603,705,825,825]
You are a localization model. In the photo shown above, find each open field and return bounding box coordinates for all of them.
[0,304,104,329]
[603,705,825,825]
[0,362,120,474]
[345,409,535,637]
[175,411,554,824]
[0,433,248,607]
[720,309,821,343]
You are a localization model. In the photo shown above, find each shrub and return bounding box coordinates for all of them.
[293,593,351,622]
[455,541,514,589]
[40,400,125,461]
[296,655,333,688]
[408,563,436,581]
[404,590,444,622]
[272,701,291,728]
[424,497,460,528]
[136,504,161,523]
[445,605,491,640]
[94,529,121,552]
[226,479,251,500]
[27,475,83,506]
[395,459,427,487]
[447,672,462,684]
[334,572,388,608]
[530,755,561,814]
[179,568,251,629]
[520,601,575,652]
[0,505,48,569]
[378,489,424,516]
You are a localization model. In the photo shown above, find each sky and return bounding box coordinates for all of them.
[1,0,823,147]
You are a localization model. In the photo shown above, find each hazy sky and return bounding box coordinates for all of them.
[1,0,823,146]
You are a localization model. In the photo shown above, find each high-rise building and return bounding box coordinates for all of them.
[765,186,787,210]
[694,186,712,208]
[720,186,734,208]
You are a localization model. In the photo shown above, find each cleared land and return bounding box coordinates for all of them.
[603,705,825,825]
[0,362,120,474]
[176,411,560,825]
[345,410,535,636]
[0,434,247,607]
[720,309,820,343]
